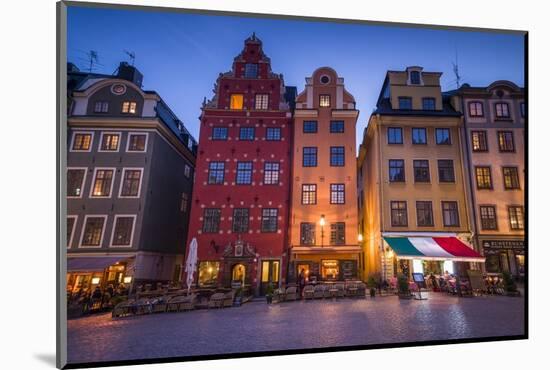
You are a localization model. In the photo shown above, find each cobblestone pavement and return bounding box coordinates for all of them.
[67,293,524,365]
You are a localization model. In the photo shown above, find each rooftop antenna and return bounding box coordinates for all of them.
[87,50,99,72]
[452,47,461,89]
[124,50,136,66]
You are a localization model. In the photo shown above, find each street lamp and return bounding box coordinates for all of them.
[320,214,325,247]
[358,234,363,242]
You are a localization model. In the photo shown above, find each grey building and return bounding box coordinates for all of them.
[66,62,197,294]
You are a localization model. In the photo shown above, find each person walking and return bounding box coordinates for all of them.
[298,269,306,298]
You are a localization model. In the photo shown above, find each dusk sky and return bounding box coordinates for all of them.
[67,5,525,145]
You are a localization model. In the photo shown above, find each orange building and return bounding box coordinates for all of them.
[288,67,361,283]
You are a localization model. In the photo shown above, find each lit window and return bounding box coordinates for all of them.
[475,166,493,189]
[122,101,137,114]
[508,206,524,230]
[81,217,106,247]
[100,133,120,151]
[469,102,484,117]
[120,169,142,197]
[471,131,488,152]
[503,167,520,190]
[495,103,510,118]
[127,133,147,152]
[198,261,220,286]
[67,169,86,197]
[498,131,515,152]
[230,94,244,110]
[255,94,269,110]
[330,184,345,204]
[330,223,345,245]
[94,101,109,113]
[301,184,317,205]
[91,169,114,197]
[72,132,92,151]
[480,206,497,230]
[319,95,331,107]
[111,216,135,247]
[263,162,280,185]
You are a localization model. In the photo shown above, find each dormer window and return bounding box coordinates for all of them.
[495,102,510,118]
[244,63,258,78]
[410,71,421,85]
[122,101,137,114]
[94,101,109,113]
[319,94,331,107]
[398,97,412,110]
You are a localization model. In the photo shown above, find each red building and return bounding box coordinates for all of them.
[187,34,295,296]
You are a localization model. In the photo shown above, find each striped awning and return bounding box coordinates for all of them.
[383,237,485,262]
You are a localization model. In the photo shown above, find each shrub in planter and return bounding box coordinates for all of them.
[234,288,243,306]
[265,283,274,304]
[367,275,377,297]
[397,274,411,299]
[502,271,520,296]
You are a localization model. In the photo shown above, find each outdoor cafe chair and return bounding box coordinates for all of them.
[208,293,225,308]
[357,282,367,298]
[303,285,315,300]
[223,291,235,307]
[285,286,298,301]
[346,282,358,297]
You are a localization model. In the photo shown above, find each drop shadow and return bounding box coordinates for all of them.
[34,353,57,367]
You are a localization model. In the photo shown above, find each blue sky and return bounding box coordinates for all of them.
[67,6,525,145]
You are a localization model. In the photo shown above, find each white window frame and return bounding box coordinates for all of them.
[67,167,88,199]
[184,164,191,178]
[79,214,108,249]
[255,94,269,110]
[67,215,77,248]
[89,167,116,198]
[70,131,94,152]
[109,214,137,248]
[126,132,149,153]
[118,167,144,198]
[122,101,137,114]
[98,131,122,152]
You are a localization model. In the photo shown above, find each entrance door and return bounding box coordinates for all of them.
[260,260,280,295]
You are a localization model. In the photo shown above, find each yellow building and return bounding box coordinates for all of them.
[358,67,482,281]
[288,67,361,283]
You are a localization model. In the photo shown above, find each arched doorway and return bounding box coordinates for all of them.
[232,263,246,285]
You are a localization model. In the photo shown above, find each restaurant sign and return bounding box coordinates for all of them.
[482,240,525,250]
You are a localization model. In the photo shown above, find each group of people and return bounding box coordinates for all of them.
[68,284,129,313]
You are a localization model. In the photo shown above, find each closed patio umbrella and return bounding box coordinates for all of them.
[185,238,198,294]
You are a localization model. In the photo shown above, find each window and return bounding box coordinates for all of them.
[81,216,106,247]
[330,121,344,133]
[416,201,434,226]
[319,95,331,107]
[480,206,497,230]
[410,71,421,85]
[495,102,510,118]
[387,127,403,144]
[330,184,345,204]
[180,192,188,212]
[303,120,318,133]
[435,128,451,145]
[67,216,76,247]
[412,128,427,145]
[398,97,412,110]
[303,147,317,167]
[508,206,524,230]
[413,160,430,183]
[71,132,93,151]
[469,102,484,117]
[127,133,147,152]
[111,216,135,247]
[122,101,137,114]
[239,127,255,141]
[264,162,279,185]
[184,164,191,178]
[390,201,408,227]
[230,94,244,110]
[91,168,114,197]
[471,131,488,152]
[520,102,525,118]
[266,127,281,141]
[94,101,109,113]
[389,159,405,182]
[244,63,258,78]
[120,168,142,197]
[300,223,315,245]
[212,127,228,140]
[498,131,515,152]
[503,167,520,189]
[422,98,436,110]
[198,261,220,286]
[208,162,225,184]
[330,146,345,167]
[67,168,86,197]
[236,162,253,185]
[330,223,345,245]
[100,132,120,151]
[438,160,455,183]
[442,201,460,227]
[232,208,249,233]
[475,166,493,189]
[203,208,221,233]
[255,94,269,110]
[301,184,317,205]
[261,208,278,232]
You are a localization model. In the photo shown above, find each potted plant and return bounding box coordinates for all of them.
[502,271,520,297]
[265,283,274,304]
[234,287,243,306]
[367,275,377,298]
[397,273,412,299]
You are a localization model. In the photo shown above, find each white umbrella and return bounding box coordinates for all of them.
[185,238,198,294]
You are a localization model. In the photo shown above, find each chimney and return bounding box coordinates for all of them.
[117,62,143,87]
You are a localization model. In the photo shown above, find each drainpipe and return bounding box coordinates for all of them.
[376,115,386,280]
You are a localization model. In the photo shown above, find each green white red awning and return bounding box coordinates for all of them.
[383,237,485,262]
